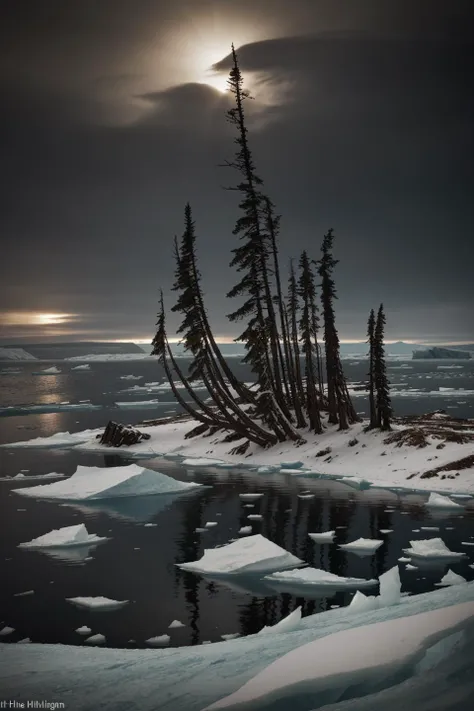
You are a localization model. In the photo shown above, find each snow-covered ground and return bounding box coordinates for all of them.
[4,412,470,494]
[1,583,473,711]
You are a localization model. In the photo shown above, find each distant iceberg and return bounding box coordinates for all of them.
[32,366,61,375]
[13,463,203,501]
[176,534,303,576]
[71,364,91,371]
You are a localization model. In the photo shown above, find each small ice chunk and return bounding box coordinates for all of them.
[461,541,474,546]
[406,564,418,570]
[205,522,218,528]
[308,531,335,543]
[264,568,377,590]
[297,493,315,500]
[146,635,170,646]
[420,526,439,531]
[17,638,31,644]
[378,566,401,606]
[0,626,15,636]
[247,514,262,520]
[338,538,383,553]
[412,529,420,533]
[426,493,462,509]
[84,634,106,645]
[66,597,128,611]
[144,523,157,527]
[202,641,212,645]
[349,590,379,613]
[13,590,34,597]
[168,620,185,629]
[182,458,226,467]
[258,607,302,635]
[243,504,254,508]
[238,526,252,535]
[195,528,208,533]
[403,537,465,560]
[75,626,92,635]
[221,633,241,641]
[435,569,467,586]
[379,529,393,534]
[398,557,411,563]
[239,493,264,501]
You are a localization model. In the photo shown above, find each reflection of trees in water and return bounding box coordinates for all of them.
[174,488,212,645]
[103,454,134,467]
[328,499,355,577]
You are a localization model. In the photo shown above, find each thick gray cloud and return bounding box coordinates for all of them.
[0,0,473,343]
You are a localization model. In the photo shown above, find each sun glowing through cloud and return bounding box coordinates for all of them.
[0,311,76,327]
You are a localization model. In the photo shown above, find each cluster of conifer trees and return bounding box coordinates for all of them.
[152,46,391,450]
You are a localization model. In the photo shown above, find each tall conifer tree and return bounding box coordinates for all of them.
[374,303,392,431]
[298,250,322,433]
[366,308,377,429]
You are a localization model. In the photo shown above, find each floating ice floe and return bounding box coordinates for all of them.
[205,522,218,528]
[13,464,202,501]
[403,537,466,561]
[461,541,474,546]
[420,526,439,531]
[0,402,103,416]
[258,607,302,636]
[338,537,384,555]
[13,590,34,597]
[247,514,262,520]
[263,567,377,591]
[67,597,128,611]
[119,375,143,380]
[115,400,160,408]
[168,620,185,629]
[308,531,335,543]
[434,569,467,587]
[195,528,208,533]
[71,364,91,371]
[297,493,315,500]
[239,493,264,501]
[238,526,252,535]
[18,524,109,550]
[84,634,106,645]
[176,534,303,576]
[182,458,226,467]
[379,529,393,534]
[425,493,463,509]
[405,564,418,570]
[398,557,411,563]
[75,626,92,635]
[33,366,61,375]
[0,626,15,636]
[146,635,170,647]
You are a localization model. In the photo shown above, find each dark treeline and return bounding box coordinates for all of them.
[152,46,392,450]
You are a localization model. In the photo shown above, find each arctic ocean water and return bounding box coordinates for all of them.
[0,357,473,648]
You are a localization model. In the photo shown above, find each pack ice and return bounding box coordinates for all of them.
[13,464,202,501]
[18,524,108,549]
[176,534,303,575]
[263,567,377,591]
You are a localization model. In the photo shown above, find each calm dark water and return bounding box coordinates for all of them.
[0,358,473,649]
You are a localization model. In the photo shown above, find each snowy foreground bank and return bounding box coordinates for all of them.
[4,412,473,494]
[2,583,474,711]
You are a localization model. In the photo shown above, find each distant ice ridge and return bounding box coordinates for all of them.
[65,354,151,362]
[176,534,304,575]
[12,463,203,501]
[0,402,102,416]
[0,429,102,449]
[18,523,108,549]
[0,347,36,361]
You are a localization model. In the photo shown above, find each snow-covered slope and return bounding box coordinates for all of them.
[0,348,36,361]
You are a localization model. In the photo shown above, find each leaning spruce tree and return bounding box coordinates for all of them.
[374,303,392,431]
[298,250,322,433]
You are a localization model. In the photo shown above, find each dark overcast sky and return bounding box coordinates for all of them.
[0,0,473,344]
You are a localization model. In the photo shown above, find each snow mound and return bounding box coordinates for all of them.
[239,493,264,501]
[435,569,467,587]
[176,534,304,575]
[13,464,202,501]
[426,492,463,509]
[258,607,302,635]
[146,635,170,647]
[84,634,106,645]
[71,364,91,371]
[204,601,474,711]
[339,537,384,554]
[67,597,128,611]
[168,620,185,629]
[308,530,336,543]
[264,567,377,590]
[18,524,108,549]
[403,537,465,560]
[75,626,92,635]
